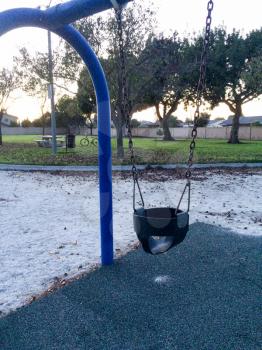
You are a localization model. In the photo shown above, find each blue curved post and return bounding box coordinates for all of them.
[58,26,114,266]
[0,8,113,265]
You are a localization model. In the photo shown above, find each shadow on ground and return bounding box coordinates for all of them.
[0,223,261,350]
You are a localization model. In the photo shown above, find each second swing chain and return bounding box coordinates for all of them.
[113,0,214,212]
[114,4,145,210]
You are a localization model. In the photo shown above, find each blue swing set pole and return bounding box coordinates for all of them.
[0,0,136,265]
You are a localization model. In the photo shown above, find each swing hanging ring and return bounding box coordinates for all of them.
[207,1,214,11]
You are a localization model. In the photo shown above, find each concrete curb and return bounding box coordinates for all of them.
[0,163,262,173]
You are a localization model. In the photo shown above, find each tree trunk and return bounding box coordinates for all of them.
[42,119,46,136]
[155,104,175,141]
[87,116,93,136]
[162,117,174,141]
[228,115,240,144]
[112,108,125,159]
[228,103,243,144]
[115,123,124,158]
[0,112,3,146]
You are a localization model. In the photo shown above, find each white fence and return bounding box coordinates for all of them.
[2,127,66,135]
[88,126,262,141]
[186,127,261,140]
[133,126,262,140]
[3,126,262,140]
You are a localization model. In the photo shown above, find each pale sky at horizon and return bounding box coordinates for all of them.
[0,0,261,121]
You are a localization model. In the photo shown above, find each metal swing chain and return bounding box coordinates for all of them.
[114,4,145,210]
[177,0,214,213]
[112,0,213,212]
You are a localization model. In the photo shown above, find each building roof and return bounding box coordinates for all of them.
[207,120,224,127]
[221,116,262,126]
[139,120,160,127]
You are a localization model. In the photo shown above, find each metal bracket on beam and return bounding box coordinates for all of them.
[43,0,132,28]
[110,0,120,10]
[110,0,128,11]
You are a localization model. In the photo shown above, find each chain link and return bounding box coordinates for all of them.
[185,0,214,181]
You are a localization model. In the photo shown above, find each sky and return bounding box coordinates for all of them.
[0,0,261,121]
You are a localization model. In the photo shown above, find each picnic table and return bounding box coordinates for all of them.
[35,135,65,148]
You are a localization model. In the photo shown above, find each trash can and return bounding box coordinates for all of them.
[66,134,76,149]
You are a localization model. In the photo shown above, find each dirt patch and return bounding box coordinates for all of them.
[46,166,262,183]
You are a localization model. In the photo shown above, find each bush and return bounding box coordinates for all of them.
[131,119,141,128]
[21,119,32,128]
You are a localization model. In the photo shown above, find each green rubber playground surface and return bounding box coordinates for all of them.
[0,223,261,350]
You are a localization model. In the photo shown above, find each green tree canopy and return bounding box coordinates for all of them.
[56,95,85,130]
[74,1,155,157]
[21,118,32,128]
[130,118,141,128]
[77,69,96,118]
[137,33,191,140]
[201,27,262,143]
[196,112,211,127]
[31,112,51,135]
[14,44,78,97]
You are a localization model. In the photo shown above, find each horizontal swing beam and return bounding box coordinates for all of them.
[46,0,133,27]
[0,0,133,34]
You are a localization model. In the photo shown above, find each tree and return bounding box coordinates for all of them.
[202,28,262,143]
[10,120,19,127]
[14,45,78,97]
[76,69,97,135]
[137,34,190,140]
[74,1,155,157]
[168,115,180,127]
[56,95,85,132]
[31,112,51,134]
[0,68,21,145]
[14,43,78,135]
[21,118,32,128]
[63,16,107,75]
[109,4,155,156]
[130,118,141,128]
[185,117,193,126]
[0,109,5,145]
[196,112,210,127]
[241,56,262,96]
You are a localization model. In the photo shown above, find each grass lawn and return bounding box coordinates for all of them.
[0,134,262,166]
